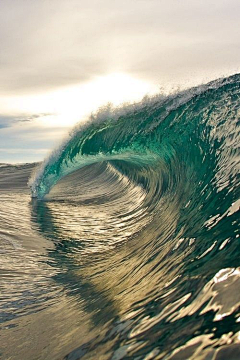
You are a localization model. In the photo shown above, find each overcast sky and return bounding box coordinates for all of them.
[0,0,239,163]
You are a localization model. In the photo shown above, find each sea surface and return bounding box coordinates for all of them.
[0,74,240,360]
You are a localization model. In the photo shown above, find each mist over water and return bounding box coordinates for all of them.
[0,74,240,360]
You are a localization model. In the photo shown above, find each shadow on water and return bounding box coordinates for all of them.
[31,198,119,329]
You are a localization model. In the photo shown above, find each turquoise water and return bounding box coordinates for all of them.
[0,74,239,359]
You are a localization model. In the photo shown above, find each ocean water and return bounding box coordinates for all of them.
[0,74,240,360]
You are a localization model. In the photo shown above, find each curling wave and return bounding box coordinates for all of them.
[30,75,240,358]
[1,74,239,360]
[30,74,239,205]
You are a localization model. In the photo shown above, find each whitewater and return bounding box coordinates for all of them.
[0,74,239,360]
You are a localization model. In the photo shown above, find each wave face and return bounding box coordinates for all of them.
[1,74,240,360]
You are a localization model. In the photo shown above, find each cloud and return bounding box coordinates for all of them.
[0,116,12,129]
[0,0,239,163]
[0,112,67,163]
[0,113,53,128]
[0,0,239,94]
[0,121,67,163]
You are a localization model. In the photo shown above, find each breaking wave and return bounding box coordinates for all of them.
[2,74,239,360]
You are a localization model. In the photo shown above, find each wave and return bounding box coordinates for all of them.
[30,74,239,203]
[1,74,240,359]
[29,74,240,358]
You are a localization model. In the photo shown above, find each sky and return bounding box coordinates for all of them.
[0,0,239,163]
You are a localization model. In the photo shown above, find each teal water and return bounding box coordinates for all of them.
[0,74,239,359]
